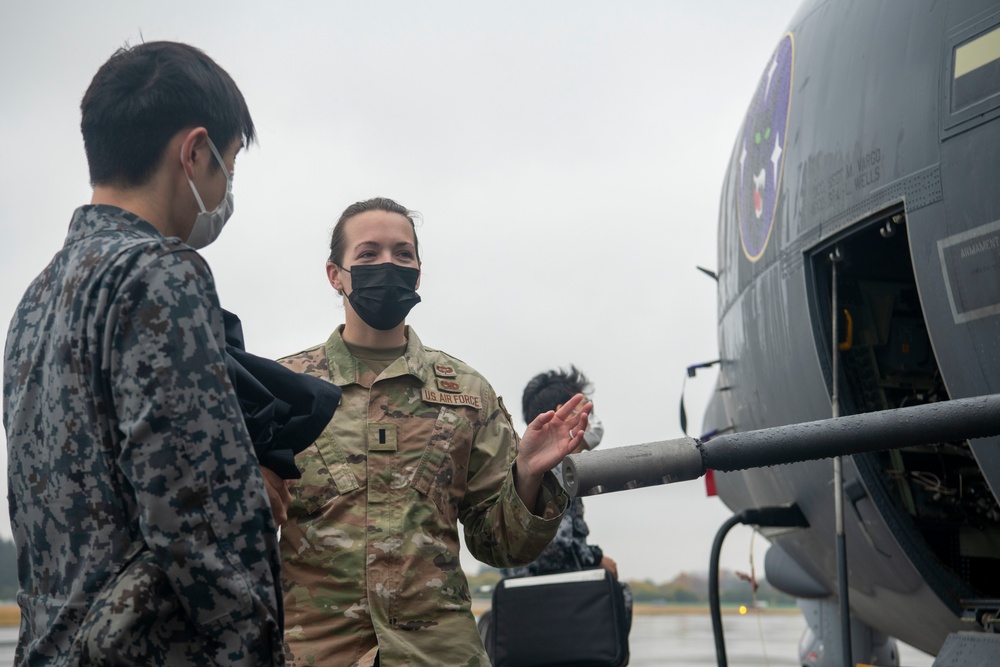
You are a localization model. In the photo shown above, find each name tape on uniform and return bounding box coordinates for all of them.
[421,388,482,409]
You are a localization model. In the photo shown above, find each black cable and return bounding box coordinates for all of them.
[709,506,808,667]
[709,513,744,667]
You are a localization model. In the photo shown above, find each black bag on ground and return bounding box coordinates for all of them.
[486,568,629,667]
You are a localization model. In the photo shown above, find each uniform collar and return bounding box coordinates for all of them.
[65,204,165,246]
[325,325,431,386]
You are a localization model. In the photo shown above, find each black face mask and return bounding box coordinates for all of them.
[341,262,421,330]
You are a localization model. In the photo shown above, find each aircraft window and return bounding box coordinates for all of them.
[953,25,1000,111]
[943,19,1000,138]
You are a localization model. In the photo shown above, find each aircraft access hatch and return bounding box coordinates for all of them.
[806,204,1000,605]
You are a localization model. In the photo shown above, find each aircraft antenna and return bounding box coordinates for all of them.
[829,245,853,667]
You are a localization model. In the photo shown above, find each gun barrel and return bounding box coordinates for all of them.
[563,393,1000,498]
[562,437,702,498]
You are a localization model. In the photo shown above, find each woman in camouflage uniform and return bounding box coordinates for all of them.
[278,197,590,666]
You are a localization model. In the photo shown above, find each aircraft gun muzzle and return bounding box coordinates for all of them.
[562,392,1000,497]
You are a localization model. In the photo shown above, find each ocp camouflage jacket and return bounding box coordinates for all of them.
[279,326,567,666]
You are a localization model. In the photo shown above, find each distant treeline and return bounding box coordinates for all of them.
[468,567,797,607]
[0,538,16,600]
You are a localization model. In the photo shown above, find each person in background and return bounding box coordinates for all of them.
[277,197,590,666]
[501,366,633,627]
[3,41,286,665]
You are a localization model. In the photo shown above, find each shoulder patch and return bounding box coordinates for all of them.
[421,388,482,409]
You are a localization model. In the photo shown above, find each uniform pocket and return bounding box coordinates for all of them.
[75,548,218,663]
[410,406,478,528]
[410,407,461,499]
[292,429,360,517]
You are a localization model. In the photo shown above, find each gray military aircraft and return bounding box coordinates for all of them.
[708,0,1000,663]
[566,0,1000,664]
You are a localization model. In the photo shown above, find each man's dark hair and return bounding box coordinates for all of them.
[81,41,256,188]
[329,197,421,266]
[521,365,591,424]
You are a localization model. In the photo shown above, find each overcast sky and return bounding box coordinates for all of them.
[1,0,804,582]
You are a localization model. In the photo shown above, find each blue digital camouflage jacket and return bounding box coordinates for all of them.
[3,205,284,665]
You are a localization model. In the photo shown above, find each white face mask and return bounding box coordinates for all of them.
[184,136,234,249]
[583,410,604,450]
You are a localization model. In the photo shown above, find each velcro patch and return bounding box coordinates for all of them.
[434,364,457,378]
[422,388,482,409]
[436,378,461,393]
[368,423,397,452]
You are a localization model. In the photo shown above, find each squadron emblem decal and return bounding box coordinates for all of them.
[738,33,793,262]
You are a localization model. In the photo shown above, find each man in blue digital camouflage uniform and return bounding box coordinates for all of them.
[502,366,633,628]
[3,42,287,665]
